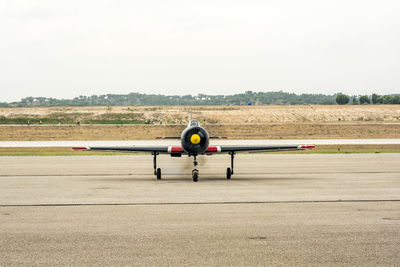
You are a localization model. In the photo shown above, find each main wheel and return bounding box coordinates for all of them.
[192,169,198,182]
[156,168,161,180]
[226,168,231,179]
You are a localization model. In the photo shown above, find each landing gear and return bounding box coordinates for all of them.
[226,152,235,179]
[156,168,161,180]
[153,152,161,180]
[192,155,199,182]
[192,169,198,182]
[226,167,231,179]
[153,152,236,182]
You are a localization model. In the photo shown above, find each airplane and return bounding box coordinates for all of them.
[73,116,315,182]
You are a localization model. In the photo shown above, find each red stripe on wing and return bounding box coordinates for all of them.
[170,146,183,153]
[206,146,220,153]
[299,145,315,149]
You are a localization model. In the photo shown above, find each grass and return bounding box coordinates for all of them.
[274,144,400,154]
[0,145,399,156]
[84,119,144,124]
[0,147,128,156]
[0,116,146,125]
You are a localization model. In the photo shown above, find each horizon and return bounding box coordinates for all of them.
[2,90,399,104]
[2,88,400,103]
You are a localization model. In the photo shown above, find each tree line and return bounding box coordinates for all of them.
[335,93,400,105]
[0,91,399,107]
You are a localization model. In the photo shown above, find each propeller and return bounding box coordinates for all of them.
[182,126,209,153]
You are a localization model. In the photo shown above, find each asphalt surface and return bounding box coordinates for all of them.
[1,154,400,266]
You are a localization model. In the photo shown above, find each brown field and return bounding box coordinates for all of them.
[0,105,399,140]
[0,123,399,141]
[1,105,400,124]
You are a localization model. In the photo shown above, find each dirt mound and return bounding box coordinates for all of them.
[1,105,399,124]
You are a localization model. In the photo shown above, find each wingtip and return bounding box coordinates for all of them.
[298,145,316,149]
[72,146,90,150]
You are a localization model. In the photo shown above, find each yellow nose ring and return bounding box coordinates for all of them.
[190,134,201,144]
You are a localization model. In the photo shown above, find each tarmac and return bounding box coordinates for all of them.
[1,154,400,266]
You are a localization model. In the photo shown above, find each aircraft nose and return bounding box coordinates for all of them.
[190,134,201,144]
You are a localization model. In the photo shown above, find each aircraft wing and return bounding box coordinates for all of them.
[155,136,227,139]
[72,146,170,153]
[216,145,315,153]
[73,145,315,154]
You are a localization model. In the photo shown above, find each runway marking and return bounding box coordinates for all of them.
[1,199,400,207]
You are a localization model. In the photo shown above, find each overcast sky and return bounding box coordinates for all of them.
[1,0,399,102]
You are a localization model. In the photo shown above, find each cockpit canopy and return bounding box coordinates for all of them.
[189,120,200,127]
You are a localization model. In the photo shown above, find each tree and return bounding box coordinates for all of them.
[359,95,371,104]
[352,96,359,105]
[383,95,394,104]
[336,94,350,105]
[371,94,378,104]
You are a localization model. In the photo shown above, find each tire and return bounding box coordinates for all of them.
[192,170,198,182]
[156,168,161,180]
[226,168,231,179]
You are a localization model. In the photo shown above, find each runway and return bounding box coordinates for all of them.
[1,154,400,266]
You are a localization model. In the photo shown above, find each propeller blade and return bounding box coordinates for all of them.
[198,131,204,138]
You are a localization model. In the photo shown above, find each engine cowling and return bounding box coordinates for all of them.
[181,126,209,154]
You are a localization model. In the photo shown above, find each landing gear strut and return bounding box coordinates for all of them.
[226,152,235,179]
[153,152,161,180]
[192,155,199,182]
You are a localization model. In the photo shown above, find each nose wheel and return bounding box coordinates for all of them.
[192,155,199,182]
[192,169,199,182]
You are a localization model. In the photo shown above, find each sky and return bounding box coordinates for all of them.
[1,0,399,102]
